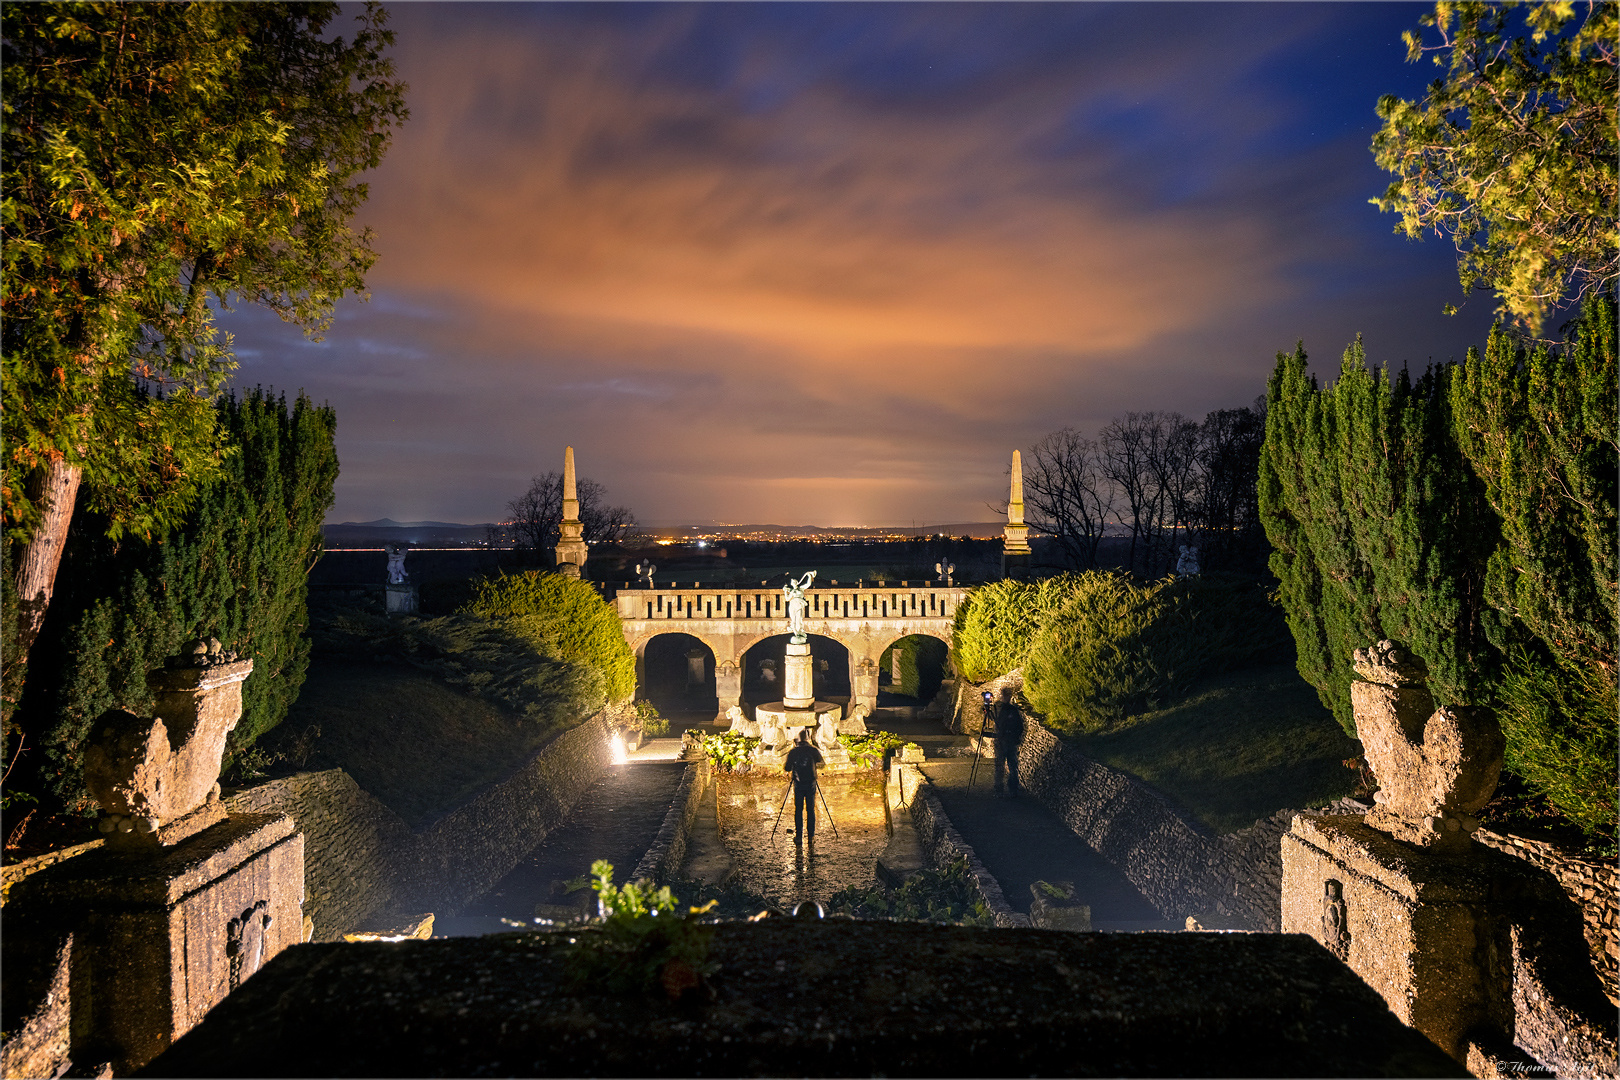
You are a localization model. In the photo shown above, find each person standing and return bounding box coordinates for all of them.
[993,686,1025,798]
[783,728,825,844]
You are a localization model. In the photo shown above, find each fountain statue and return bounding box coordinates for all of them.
[751,571,848,768]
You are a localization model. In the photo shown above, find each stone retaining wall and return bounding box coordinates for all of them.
[909,785,1029,929]
[223,712,615,940]
[399,713,616,913]
[631,757,706,884]
[224,770,411,941]
[1018,719,1359,931]
[1475,827,1619,1004]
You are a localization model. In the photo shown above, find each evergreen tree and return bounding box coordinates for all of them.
[1449,296,1617,838]
[1259,340,1498,735]
[1261,298,1616,841]
[21,390,336,811]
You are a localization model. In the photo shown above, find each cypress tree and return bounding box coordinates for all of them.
[1261,298,1616,841]
[1259,339,1498,735]
[21,390,336,811]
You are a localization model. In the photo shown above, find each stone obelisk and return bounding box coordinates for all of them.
[555,446,587,578]
[1002,449,1031,580]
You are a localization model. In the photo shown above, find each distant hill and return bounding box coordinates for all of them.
[323,521,495,547]
[332,518,494,530]
[322,519,1011,548]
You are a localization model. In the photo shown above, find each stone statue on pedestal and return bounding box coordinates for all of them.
[85,639,253,850]
[1175,545,1200,576]
[385,543,409,584]
[782,570,816,642]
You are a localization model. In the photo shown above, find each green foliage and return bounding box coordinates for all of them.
[1260,300,1617,842]
[1018,572,1290,735]
[463,572,635,703]
[1259,340,1499,736]
[949,576,1095,683]
[1075,664,1359,833]
[697,730,759,772]
[1449,296,1617,842]
[568,860,718,999]
[1450,298,1616,679]
[881,635,949,699]
[826,856,993,926]
[1370,2,1616,332]
[22,390,335,810]
[632,699,669,737]
[838,730,908,767]
[1496,649,1617,843]
[2,2,407,541]
[309,604,605,733]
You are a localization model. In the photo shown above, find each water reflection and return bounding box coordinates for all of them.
[716,771,888,911]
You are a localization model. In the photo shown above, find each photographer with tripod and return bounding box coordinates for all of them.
[783,729,824,846]
[992,686,1025,798]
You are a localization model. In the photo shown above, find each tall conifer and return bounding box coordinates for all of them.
[21,390,336,811]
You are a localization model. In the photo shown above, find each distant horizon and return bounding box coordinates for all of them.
[327,517,1008,531]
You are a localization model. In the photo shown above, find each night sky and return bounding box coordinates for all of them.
[221,2,1500,527]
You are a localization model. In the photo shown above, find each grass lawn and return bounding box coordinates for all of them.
[274,660,556,827]
[1070,662,1361,834]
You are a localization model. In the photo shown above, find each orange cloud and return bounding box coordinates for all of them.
[365,12,1290,403]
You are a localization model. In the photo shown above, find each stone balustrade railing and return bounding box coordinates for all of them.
[615,584,966,623]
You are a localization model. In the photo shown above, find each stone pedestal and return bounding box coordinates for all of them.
[782,641,814,708]
[32,814,304,1074]
[850,657,878,717]
[385,583,419,614]
[715,660,741,721]
[1281,814,1518,1062]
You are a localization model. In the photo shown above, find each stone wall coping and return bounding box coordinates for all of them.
[908,783,1030,928]
[29,814,294,906]
[146,922,1468,1079]
[1,839,105,903]
[1290,815,1528,904]
[631,758,706,884]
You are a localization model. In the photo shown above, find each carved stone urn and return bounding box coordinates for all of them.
[1350,639,1504,852]
[84,639,253,851]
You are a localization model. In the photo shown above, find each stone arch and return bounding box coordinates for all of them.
[875,632,953,703]
[634,631,721,717]
[738,633,850,710]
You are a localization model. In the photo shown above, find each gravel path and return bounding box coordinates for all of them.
[919,758,1177,930]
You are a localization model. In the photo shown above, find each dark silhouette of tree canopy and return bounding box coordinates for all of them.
[2,2,408,704]
[1025,400,1268,577]
[496,472,636,564]
[1022,428,1114,571]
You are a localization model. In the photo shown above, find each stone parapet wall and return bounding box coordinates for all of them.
[908,785,1029,928]
[632,757,706,884]
[398,712,616,913]
[224,770,410,941]
[1474,827,1619,1004]
[1019,719,1355,931]
[224,711,616,939]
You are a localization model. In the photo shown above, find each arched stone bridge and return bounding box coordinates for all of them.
[615,584,968,720]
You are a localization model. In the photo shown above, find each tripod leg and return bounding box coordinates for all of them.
[816,780,840,839]
[769,778,792,845]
